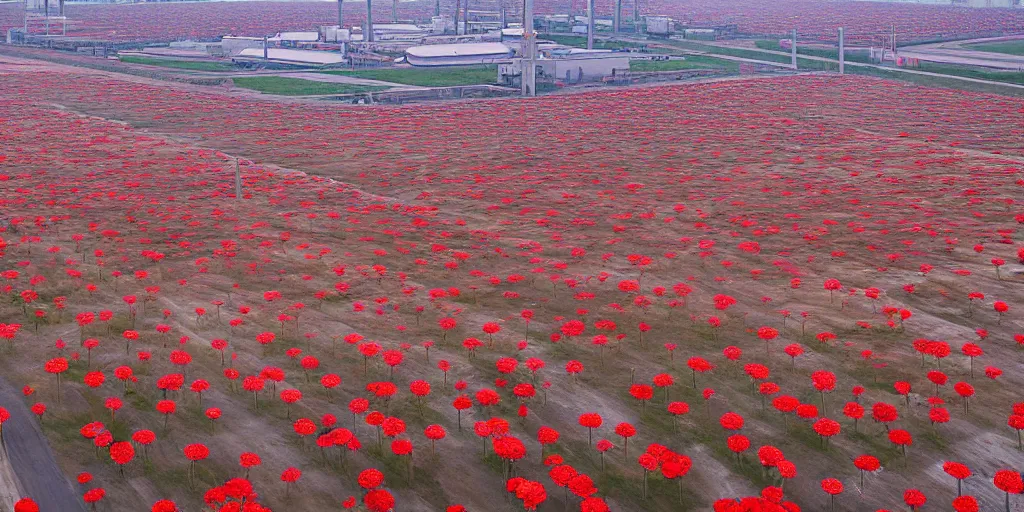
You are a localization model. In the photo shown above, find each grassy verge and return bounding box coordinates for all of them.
[847,65,1024,98]
[118,55,235,72]
[755,40,872,63]
[630,56,739,72]
[668,41,837,71]
[964,40,1024,56]
[231,76,386,96]
[915,62,1024,86]
[321,65,496,86]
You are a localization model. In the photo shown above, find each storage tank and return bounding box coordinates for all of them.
[646,16,672,36]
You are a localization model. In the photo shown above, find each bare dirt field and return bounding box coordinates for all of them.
[1,55,1023,512]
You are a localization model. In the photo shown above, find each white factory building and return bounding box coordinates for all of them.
[405,42,514,66]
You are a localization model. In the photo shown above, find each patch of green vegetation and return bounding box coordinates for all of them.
[848,65,1024,98]
[119,56,235,72]
[541,34,645,50]
[916,62,1024,86]
[232,77,386,96]
[322,66,497,87]
[965,39,1024,56]
[666,40,838,71]
[597,470,704,511]
[755,40,872,63]
[630,56,739,72]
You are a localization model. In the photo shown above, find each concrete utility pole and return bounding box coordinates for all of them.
[366,0,374,41]
[454,0,460,34]
[463,0,470,34]
[263,35,268,59]
[790,29,797,70]
[613,0,620,33]
[586,0,594,49]
[521,0,535,96]
[337,0,343,30]
[500,8,505,29]
[891,24,896,57]
[234,158,242,201]
[392,0,397,23]
[838,27,845,74]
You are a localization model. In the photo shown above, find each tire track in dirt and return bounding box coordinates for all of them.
[0,375,86,512]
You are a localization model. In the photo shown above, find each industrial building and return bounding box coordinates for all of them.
[498,50,631,87]
[405,42,513,66]
[233,47,347,67]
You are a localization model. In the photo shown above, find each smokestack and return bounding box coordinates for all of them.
[587,0,594,49]
[613,0,620,33]
[366,0,374,41]
[521,0,534,96]
[454,0,460,34]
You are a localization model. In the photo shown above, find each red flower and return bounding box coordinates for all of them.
[854,455,880,472]
[719,412,744,431]
[363,489,395,512]
[83,489,105,504]
[994,469,1024,494]
[578,413,602,429]
[537,426,560,445]
[903,489,926,508]
[183,444,209,461]
[726,434,750,454]
[110,441,135,465]
[14,498,39,512]
[952,496,979,512]
[820,478,843,495]
[943,461,971,481]
[358,468,384,489]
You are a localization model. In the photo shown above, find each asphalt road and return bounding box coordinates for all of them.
[0,375,85,512]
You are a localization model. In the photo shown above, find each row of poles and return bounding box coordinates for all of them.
[340,0,635,45]
[790,27,847,74]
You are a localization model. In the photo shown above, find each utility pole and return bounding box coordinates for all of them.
[337,0,343,30]
[521,0,535,96]
[613,0,620,33]
[586,0,594,49]
[392,0,397,23]
[891,24,896,58]
[838,27,844,74]
[263,35,268,60]
[463,0,470,34]
[790,29,797,70]
[366,0,374,41]
[234,158,242,202]
[633,0,639,33]
[454,0,460,35]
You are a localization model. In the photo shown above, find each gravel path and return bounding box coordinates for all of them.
[0,376,85,512]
